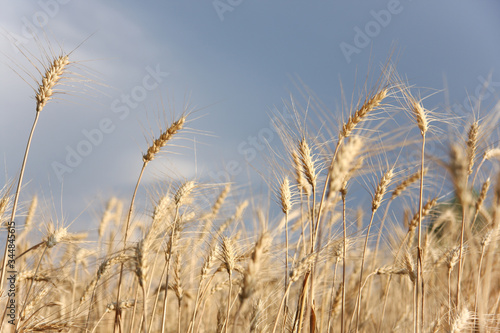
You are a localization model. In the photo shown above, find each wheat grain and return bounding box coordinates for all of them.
[173,180,196,206]
[328,136,363,199]
[450,307,470,333]
[466,121,479,175]
[340,88,388,139]
[80,254,130,303]
[412,99,428,136]
[298,137,317,190]
[292,149,310,196]
[212,183,231,217]
[220,236,236,275]
[475,178,490,215]
[484,147,500,160]
[391,168,428,200]
[106,299,136,312]
[408,198,438,234]
[279,177,292,214]
[450,144,471,205]
[480,230,493,248]
[372,167,394,212]
[35,55,69,112]
[290,253,317,283]
[143,116,186,163]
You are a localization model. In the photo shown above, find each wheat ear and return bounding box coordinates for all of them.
[391,168,428,200]
[372,167,428,294]
[472,178,490,228]
[472,147,500,186]
[35,55,69,112]
[327,136,363,199]
[340,87,388,140]
[143,117,186,163]
[406,94,428,333]
[278,176,292,313]
[0,54,69,294]
[466,121,479,176]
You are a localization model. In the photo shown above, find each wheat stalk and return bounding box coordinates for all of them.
[355,167,394,332]
[0,53,71,295]
[115,115,187,333]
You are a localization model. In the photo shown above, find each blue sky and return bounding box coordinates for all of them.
[1,1,500,233]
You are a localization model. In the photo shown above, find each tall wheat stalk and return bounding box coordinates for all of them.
[114,116,186,332]
[455,121,479,311]
[0,54,69,292]
[403,90,428,333]
[354,167,394,332]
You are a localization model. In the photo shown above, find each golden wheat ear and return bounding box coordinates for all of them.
[35,54,69,112]
[143,116,187,163]
[0,36,81,295]
[340,87,389,140]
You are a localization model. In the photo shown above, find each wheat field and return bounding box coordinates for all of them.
[1,42,500,333]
